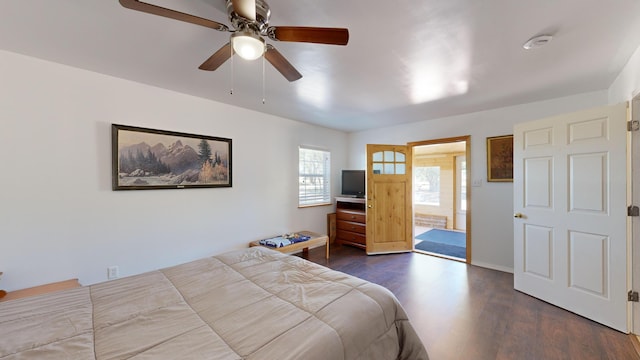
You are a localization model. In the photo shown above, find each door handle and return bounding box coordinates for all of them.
[514,213,524,219]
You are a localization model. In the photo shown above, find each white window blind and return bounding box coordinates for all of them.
[299,147,331,206]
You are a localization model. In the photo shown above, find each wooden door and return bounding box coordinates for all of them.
[513,103,628,332]
[366,144,413,254]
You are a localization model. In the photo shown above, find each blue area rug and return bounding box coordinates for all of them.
[415,229,466,258]
[415,229,466,246]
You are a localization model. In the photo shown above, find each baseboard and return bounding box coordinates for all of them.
[630,334,640,358]
[471,260,514,274]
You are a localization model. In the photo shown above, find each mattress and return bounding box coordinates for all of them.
[0,247,428,359]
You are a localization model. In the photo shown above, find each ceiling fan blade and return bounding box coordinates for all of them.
[265,45,302,82]
[231,0,256,21]
[198,43,233,71]
[268,26,349,45]
[119,0,229,32]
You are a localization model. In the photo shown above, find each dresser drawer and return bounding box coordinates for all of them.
[336,230,366,245]
[336,210,366,223]
[336,220,366,234]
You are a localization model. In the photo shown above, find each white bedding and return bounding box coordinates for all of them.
[0,247,428,359]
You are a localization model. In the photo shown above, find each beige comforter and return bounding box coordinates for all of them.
[0,247,428,359]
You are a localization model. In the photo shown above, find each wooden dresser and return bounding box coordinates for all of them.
[335,197,366,249]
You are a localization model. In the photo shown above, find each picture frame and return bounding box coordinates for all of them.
[486,134,513,182]
[112,124,232,190]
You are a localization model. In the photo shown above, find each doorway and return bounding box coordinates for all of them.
[409,136,471,262]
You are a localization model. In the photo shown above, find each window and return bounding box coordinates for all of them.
[299,146,331,206]
[414,166,440,205]
[372,150,406,174]
[457,157,467,211]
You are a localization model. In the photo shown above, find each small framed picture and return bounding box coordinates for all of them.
[112,124,232,190]
[487,135,513,182]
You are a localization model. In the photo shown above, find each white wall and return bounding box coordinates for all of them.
[348,91,609,272]
[0,50,347,291]
[3,38,638,291]
[609,44,640,103]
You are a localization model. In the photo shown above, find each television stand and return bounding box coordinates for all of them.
[335,197,366,249]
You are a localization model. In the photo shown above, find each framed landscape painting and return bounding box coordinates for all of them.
[486,134,513,182]
[112,124,232,190]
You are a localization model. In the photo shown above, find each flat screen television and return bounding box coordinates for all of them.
[341,170,365,198]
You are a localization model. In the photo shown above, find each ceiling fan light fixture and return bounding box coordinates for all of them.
[232,30,265,60]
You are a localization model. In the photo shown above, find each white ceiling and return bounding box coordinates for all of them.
[1,1,640,132]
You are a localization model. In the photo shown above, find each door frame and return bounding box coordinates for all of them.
[632,94,640,334]
[408,135,471,263]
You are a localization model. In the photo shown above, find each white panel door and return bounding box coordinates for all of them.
[514,103,628,332]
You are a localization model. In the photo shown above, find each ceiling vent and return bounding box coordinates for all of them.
[523,35,553,50]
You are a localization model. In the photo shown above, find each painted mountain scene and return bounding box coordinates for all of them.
[113,125,231,189]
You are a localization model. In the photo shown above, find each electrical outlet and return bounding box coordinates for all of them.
[107,266,119,280]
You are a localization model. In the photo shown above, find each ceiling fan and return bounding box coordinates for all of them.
[119,0,349,82]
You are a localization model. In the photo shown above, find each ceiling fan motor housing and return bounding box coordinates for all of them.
[227,0,271,32]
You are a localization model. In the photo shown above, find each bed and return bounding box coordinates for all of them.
[0,247,428,359]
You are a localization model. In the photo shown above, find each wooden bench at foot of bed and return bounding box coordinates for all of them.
[249,230,329,259]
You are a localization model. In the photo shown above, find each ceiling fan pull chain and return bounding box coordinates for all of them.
[262,54,266,104]
[230,44,234,95]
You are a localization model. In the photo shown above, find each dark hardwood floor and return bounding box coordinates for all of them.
[298,244,639,360]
